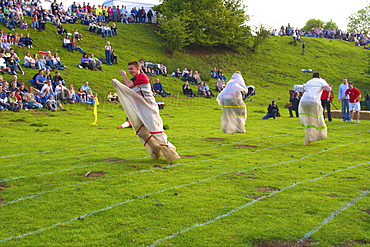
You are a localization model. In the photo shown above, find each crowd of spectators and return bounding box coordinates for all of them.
[0,71,99,112]
[270,24,370,47]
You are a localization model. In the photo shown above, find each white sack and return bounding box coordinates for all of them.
[216,73,248,133]
[298,77,328,145]
[112,79,180,162]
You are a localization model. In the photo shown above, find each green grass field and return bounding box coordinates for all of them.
[0,18,369,246]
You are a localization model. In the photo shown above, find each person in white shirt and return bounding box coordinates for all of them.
[55,81,71,103]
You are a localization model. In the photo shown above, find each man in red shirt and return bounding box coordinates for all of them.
[342,82,362,123]
[320,83,333,122]
[113,61,180,162]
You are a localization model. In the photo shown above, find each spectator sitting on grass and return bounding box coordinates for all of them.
[86,89,98,106]
[21,20,28,30]
[55,80,71,103]
[215,78,225,92]
[71,36,85,53]
[217,69,227,81]
[211,67,218,78]
[46,93,66,111]
[203,82,214,97]
[7,90,20,107]
[88,53,102,71]
[0,52,12,74]
[23,86,43,109]
[63,34,73,52]
[34,70,47,90]
[74,29,82,40]
[17,33,25,47]
[23,51,35,68]
[24,34,33,49]
[80,53,90,69]
[0,84,21,112]
[107,91,119,103]
[79,81,90,101]
[69,84,81,103]
[171,68,181,78]
[57,23,67,35]
[182,80,197,98]
[153,78,170,97]
[182,68,189,78]
[192,71,202,85]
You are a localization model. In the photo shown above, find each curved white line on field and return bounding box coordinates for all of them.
[0,141,287,206]
[0,143,368,243]
[298,190,370,243]
[1,137,367,205]
[0,176,25,183]
[1,177,111,206]
[0,140,291,186]
[2,132,293,168]
[0,122,352,160]
[149,161,370,247]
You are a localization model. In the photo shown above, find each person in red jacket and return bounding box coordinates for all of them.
[342,82,362,123]
[320,83,333,122]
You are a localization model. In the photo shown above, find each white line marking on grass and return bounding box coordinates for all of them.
[148,161,370,247]
[2,138,367,207]
[0,124,353,160]
[0,176,25,183]
[1,140,368,244]
[298,189,370,242]
[1,176,111,206]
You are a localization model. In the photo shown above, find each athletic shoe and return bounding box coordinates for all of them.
[341,119,345,122]
[356,120,360,124]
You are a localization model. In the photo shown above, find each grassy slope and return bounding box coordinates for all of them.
[7,18,370,105]
[0,20,369,247]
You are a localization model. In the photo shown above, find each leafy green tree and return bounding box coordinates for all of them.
[156,15,194,52]
[302,19,324,31]
[153,0,256,51]
[323,19,338,30]
[347,6,370,35]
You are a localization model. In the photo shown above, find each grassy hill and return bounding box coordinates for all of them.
[1,19,369,247]
[7,18,370,106]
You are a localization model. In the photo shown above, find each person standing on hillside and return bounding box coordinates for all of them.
[104,41,112,65]
[338,77,351,121]
[112,60,180,162]
[216,71,248,133]
[301,42,306,55]
[342,82,362,123]
[299,72,331,145]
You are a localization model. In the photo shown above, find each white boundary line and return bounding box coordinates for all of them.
[0,122,351,160]
[0,145,367,243]
[298,190,370,242]
[149,161,370,247]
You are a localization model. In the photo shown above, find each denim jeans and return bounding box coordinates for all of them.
[341,99,350,120]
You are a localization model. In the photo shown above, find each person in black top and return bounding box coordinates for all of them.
[262,100,280,119]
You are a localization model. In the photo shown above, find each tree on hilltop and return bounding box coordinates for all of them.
[347,6,370,35]
[153,0,267,53]
[302,19,339,31]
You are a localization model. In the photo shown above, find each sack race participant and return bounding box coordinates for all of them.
[216,71,248,133]
[299,72,332,145]
[112,60,180,162]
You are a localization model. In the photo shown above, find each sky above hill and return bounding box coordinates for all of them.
[244,0,369,30]
[57,0,369,31]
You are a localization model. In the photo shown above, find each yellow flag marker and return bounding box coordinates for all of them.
[91,94,99,125]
